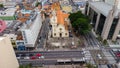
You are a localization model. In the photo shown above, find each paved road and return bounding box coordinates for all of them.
[17,51,84,66]
[16,51,83,59]
[19,59,57,66]
[84,31,100,48]
[36,17,50,49]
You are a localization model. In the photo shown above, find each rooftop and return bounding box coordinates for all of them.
[89,1,120,17]
[57,10,69,26]
[50,2,69,30]
[0,8,16,16]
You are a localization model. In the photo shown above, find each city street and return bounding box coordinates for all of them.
[84,31,100,48]
[16,51,83,59]
[17,51,84,66]
[36,17,50,49]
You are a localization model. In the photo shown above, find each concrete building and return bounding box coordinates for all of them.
[19,12,42,47]
[0,36,19,68]
[0,2,42,49]
[86,0,120,41]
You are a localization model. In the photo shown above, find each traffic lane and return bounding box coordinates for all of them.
[42,52,83,57]
[16,51,84,58]
[44,55,83,59]
[16,51,83,57]
[37,17,49,48]
[19,59,57,65]
[16,51,83,54]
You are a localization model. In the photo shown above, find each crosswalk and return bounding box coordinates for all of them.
[102,50,116,64]
[82,49,95,64]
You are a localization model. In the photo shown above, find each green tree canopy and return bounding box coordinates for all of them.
[86,63,97,68]
[69,11,90,35]
[69,11,82,23]
[72,18,90,35]
[19,64,32,68]
[0,4,4,8]
[35,2,41,7]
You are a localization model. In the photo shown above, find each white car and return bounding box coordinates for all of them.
[24,56,30,59]
[39,56,45,59]
[16,57,21,59]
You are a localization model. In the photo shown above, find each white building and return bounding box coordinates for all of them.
[50,10,69,37]
[0,36,19,68]
[19,12,42,47]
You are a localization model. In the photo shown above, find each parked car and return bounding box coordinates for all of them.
[16,54,21,59]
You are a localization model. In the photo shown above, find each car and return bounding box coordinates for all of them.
[116,53,120,57]
[24,56,30,59]
[97,54,102,59]
[30,56,36,60]
[36,53,42,57]
[16,54,21,59]
[21,54,26,57]
[39,56,45,59]
[29,53,34,57]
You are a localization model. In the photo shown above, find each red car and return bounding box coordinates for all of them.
[116,53,120,57]
[30,56,36,59]
[36,53,42,57]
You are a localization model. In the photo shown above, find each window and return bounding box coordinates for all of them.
[59,28,62,31]
[65,33,67,35]
[54,33,56,36]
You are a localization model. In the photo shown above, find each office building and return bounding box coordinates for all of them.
[86,0,120,41]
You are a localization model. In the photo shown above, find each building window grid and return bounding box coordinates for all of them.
[107,19,118,39]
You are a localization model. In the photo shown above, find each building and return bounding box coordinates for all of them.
[0,2,42,50]
[0,20,6,33]
[0,0,16,8]
[0,36,19,68]
[0,8,16,21]
[60,0,72,13]
[19,12,42,48]
[86,0,120,41]
[50,2,69,37]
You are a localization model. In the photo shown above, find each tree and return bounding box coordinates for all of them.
[86,63,97,68]
[19,64,32,68]
[72,18,90,35]
[69,11,90,35]
[69,11,83,23]
[35,2,41,7]
[0,4,4,8]
[103,39,108,45]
